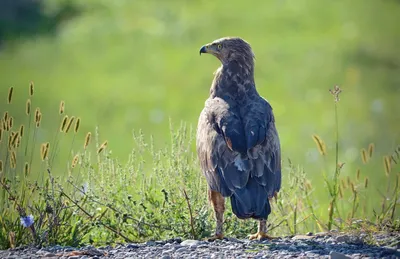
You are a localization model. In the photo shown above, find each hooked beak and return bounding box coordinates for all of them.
[199,45,207,55]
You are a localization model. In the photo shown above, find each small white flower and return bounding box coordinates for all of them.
[20,215,34,228]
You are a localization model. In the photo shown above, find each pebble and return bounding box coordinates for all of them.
[0,232,398,258]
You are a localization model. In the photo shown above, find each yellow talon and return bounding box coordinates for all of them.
[248,231,275,240]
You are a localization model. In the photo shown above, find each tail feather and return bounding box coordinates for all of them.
[230,176,271,220]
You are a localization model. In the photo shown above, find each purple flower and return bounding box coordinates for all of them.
[20,215,34,228]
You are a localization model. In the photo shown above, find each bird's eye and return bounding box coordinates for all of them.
[217,44,222,50]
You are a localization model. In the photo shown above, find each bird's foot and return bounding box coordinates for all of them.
[248,231,275,241]
[204,233,224,241]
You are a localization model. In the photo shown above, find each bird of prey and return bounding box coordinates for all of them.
[196,37,281,240]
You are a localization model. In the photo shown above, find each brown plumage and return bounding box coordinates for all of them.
[197,37,281,240]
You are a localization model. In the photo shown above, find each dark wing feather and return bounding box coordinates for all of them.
[197,95,281,213]
[241,97,281,197]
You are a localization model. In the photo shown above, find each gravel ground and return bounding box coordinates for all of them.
[1,232,399,259]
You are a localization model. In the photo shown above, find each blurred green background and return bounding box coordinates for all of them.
[0,0,399,203]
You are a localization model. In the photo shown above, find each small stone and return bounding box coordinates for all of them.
[162,249,175,255]
[329,251,351,259]
[160,256,171,259]
[43,253,57,257]
[175,247,190,253]
[292,235,314,240]
[181,240,201,246]
[67,256,80,259]
[145,240,157,246]
[126,244,139,249]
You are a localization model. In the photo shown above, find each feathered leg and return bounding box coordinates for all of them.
[207,190,225,240]
[249,220,275,240]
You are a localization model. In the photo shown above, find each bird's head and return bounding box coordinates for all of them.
[199,37,255,65]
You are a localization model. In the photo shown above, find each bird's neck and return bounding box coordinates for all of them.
[210,60,256,99]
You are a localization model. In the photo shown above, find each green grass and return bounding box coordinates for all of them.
[0,0,399,249]
[0,85,399,249]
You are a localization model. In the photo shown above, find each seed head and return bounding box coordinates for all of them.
[19,125,24,137]
[312,134,326,156]
[74,117,80,133]
[29,82,34,96]
[10,151,16,169]
[0,128,3,143]
[368,143,374,158]
[40,143,50,161]
[24,162,29,176]
[11,132,19,148]
[59,101,65,115]
[7,117,13,130]
[329,85,342,102]
[34,108,40,123]
[0,160,3,173]
[71,154,79,168]
[3,112,8,123]
[97,141,108,154]
[84,132,91,149]
[383,156,391,176]
[350,181,356,194]
[7,87,13,104]
[361,149,368,164]
[60,115,68,132]
[65,116,75,133]
[364,177,369,188]
[26,99,31,115]
[356,169,361,181]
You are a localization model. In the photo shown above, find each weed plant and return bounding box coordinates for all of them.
[0,83,398,249]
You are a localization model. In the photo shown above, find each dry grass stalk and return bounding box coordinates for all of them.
[71,154,79,168]
[40,144,46,160]
[383,156,391,177]
[7,117,13,130]
[74,118,80,133]
[7,87,13,104]
[84,132,91,149]
[19,125,24,137]
[65,116,75,133]
[361,149,368,164]
[59,101,65,115]
[36,113,42,128]
[368,143,374,158]
[34,108,40,122]
[0,160,3,173]
[60,116,68,132]
[24,162,29,176]
[11,132,19,147]
[10,151,16,169]
[312,135,326,156]
[26,99,31,115]
[97,141,108,154]
[29,81,34,96]
[41,143,50,161]
[341,178,347,190]
[350,182,356,194]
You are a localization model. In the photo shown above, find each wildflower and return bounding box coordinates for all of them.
[20,215,34,228]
